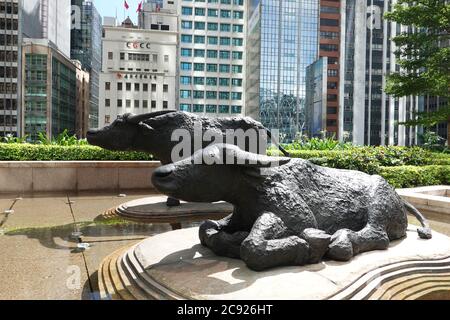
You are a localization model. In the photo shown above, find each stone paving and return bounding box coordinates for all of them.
[0,191,181,300]
[0,191,449,300]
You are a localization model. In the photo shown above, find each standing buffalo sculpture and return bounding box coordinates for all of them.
[151,144,432,271]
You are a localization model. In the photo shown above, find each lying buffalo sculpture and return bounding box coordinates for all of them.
[151,144,432,271]
[87,111,289,206]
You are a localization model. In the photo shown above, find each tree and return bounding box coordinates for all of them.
[384,0,450,144]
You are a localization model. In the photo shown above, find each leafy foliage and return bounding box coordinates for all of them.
[0,144,154,161]
[379,165,450,189]
[37,130,89,146]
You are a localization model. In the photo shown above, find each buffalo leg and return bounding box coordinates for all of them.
[199,215,248,259]
[327,225,390,261]
[166,196,181,207]
[240,212,311,271]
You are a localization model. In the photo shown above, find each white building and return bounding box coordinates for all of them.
[98,23,177,128]
[177,0,246,117]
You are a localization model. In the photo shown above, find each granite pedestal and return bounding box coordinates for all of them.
[98,226,450,300]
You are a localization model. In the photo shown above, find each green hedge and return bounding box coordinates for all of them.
[0,143,154,161]
[269,146,450,174]
[379,165,450,189]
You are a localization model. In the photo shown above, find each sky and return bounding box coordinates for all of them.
[93,0,142,24]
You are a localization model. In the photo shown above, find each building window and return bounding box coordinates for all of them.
[135,100,140,108]
[220,51,230,59]
[181,7,193,15]
[206,77,217,86]
[164,55,169,63]
[105,82,111,90]
[194,63,205,71]
[233,24,243,33]
[206,105,217,113]
[195,8,206,16]
[180,104,191,112]
[208,9,218,17]
[193,91,205,99]
[120,53,125,60]
[180,76,192,85]
[195,21,205,30]
[321,6,340,14]
[105,115,111,124]
[206,91,217,99]
[207,22,218,31]
[108,52,113,60]
[143,83,149,92]
[219,78,230,86]
[219,92,230,100]
[219,64,230,73]
[152,84,157,92]
[233,11,244,19]
[181,62,192,71]
[181,34,192,43]
[231,105,242,114]
[117,100,123,107]
[105,99,110,107]
[193,104,204,113]
[194,77,205,85]
[181,20,192,29]
[194,49,205,57]
[163,101,168,109]
[320,18,339,27]
[194,36,206,44]
[320,44,338,52]
[219,105,230,113]
[231,92,242,100]
[207,50,218,58]
[220,37,231,46]
[220,23,231,32]
[208,36,219,45]
[221,10,231,18]
[143,100,148,109]
[206,64,218,72]
[135,83,140,91]
[151,101,157,109]
[232,51,243,60]
[181,48,192,57]
[232,79,242,87]
[232,38,243,46]
[232,65,242,73]
[163,85,169,93]
[126,100,131,108]
[180,90,192,99]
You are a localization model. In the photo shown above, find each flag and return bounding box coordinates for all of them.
[124,0,129,10]
[137,1,143,12]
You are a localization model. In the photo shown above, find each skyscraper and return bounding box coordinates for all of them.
[245,0,320,142]
[339,0,422,146]
[178,0,246,117]
[71,0,102,130]
[0,0,21,137]
[21,0,72,57]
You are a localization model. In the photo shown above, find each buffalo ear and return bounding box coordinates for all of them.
[139,122,155,135]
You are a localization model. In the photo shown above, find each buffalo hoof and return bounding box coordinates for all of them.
[301,229,331,264]
[166,197,181,207]
[327,229,354,261]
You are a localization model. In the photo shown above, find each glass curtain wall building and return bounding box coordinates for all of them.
[246,0,319,142]
[71,0,102,130]
[178,0,246,117]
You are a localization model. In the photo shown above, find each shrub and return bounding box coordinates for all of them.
[0,143,153,161]
[269,146,450,174]
[379,166,450,189]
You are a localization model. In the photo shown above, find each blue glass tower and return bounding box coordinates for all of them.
[246,0,319,142]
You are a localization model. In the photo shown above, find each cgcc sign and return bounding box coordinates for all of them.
[126,42,151,50]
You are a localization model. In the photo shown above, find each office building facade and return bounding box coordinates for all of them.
[339,0,422,146]
[98,24,177,127]
[305,57,328,138]
[0,0,20,137]
[178,0,246,117]
[21,39,79,141]
[71,0,102,130]
[245,0,320,142]
[22,0,72,57]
